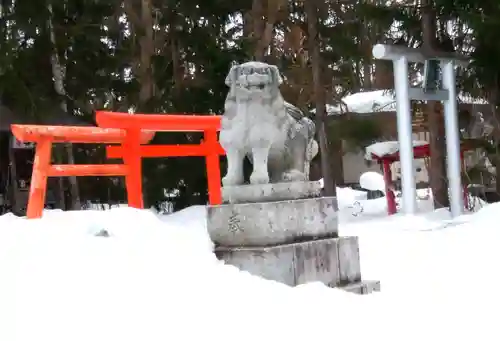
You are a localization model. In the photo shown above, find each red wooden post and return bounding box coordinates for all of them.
[382,159,397,215]
[123,129,144,209]
[27,137,52,219]
[204,129,222,205]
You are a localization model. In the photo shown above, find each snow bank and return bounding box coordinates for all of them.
[0,198,499,340]
[0,207,365,341]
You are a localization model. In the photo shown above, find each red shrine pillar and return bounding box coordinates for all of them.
[382,159,397,215]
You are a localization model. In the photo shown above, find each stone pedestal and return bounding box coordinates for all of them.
[207,184,380,294]
[222,180,322,204]
[207,196,338,247]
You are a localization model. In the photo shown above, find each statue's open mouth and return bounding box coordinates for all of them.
[242,84,266,90]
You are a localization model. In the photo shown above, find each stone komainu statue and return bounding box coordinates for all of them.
[219,61,318,186]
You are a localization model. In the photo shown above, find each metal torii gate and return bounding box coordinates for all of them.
[372,44,469,218]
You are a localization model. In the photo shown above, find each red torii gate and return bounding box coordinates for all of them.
[368,142,470,215]
[11,111,225,219]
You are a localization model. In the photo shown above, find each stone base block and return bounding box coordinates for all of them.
[222,181,322,204]
[339,280,381,295]
[207,196,338,247]
[215,236,363,289]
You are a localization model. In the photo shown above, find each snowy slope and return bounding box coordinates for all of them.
[0,191,498,341]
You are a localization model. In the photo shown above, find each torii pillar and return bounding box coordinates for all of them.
[372,44,469,218]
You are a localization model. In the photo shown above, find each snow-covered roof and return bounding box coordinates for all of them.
[320,89,488,116]
[326,90,396,115]
[364,140,429,160]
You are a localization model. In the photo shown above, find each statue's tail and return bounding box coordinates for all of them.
[303,117,316,142]
[304,138,319,181]
[284,101,317,141]
[309,139,319,159]
[284,102,318,179]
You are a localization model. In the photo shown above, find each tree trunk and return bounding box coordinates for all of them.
[47,1,81,210]
[305,0,336,197]
[363,63,372,90]
[485,88,500,196]
[7,138,21,215]
[124,0,157,110]
[139,0,155,107]
[329,121,344,186]
[495,157,500,195]
[249,0,281,61]
[64,144,80,209]
[54,146,67,209]
[361,25,372,89]
[374,60,394,89]
[170,17,182,95]
[421,0,449,208]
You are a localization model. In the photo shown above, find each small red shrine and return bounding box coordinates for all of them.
[367,141,470,215]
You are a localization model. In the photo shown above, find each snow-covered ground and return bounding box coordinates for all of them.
[0,185,497,341]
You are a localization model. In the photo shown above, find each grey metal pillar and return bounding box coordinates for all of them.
[393,57,417,214]
[441,60,464,216]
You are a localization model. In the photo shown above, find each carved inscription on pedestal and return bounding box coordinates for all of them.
[228,211,243,234]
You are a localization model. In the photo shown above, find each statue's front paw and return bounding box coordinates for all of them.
[282,169,306,182]
[249,171,270,185]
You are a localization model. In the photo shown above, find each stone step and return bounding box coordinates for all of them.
[338,280,381,295]
[215,236,364,289]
